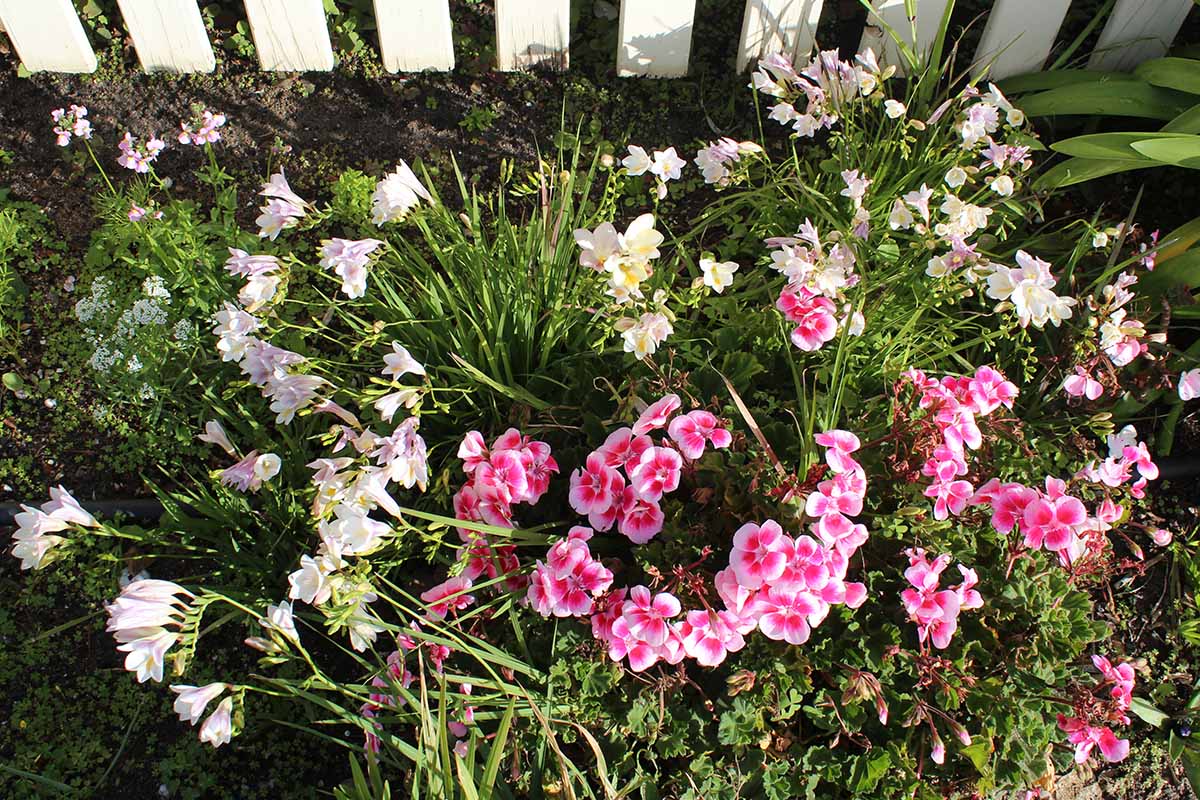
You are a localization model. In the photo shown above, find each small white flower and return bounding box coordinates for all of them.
[198,697,234,748]
[944,167,968,189]
[171,683,227,725]
[621,145,652,176]
[700,258,739,293]
[884,99,906,119]
[253,453,282,484]
[989,175,1014,197]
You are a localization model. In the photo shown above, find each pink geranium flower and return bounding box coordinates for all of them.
[632,394,681,435]
[729,520,790,589]
[620,585,682,647]
[667,410,732,460]
[617,487,665,544]
[569,453,624,516]
[757,587,822,645]
[629,446,682,501]
[421,576,475,620]
[679,610,745,667]
[596,427,654,472]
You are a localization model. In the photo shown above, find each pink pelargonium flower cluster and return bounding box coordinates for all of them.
[1075,424,1158,500]
[900,366,1018,520]
[527,526,614,618]
[51,105,92,146]
[567,394,731,544]
[900,549,982,649]
[178,109,226,145]
[454,428,559,533]
[768,220,863,351]
[117,132,167,173]
[1057,654,1135,764]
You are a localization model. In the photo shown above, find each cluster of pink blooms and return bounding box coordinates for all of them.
[1064,271,1163,401]
[566,394,730,544]
[318,238,384,299]
[769,220,864,351]
[521,418,869,673]
[50,105,92,146]
[255,171,308,240]
[900,549,982,649]
[454,427,560,532]
[752,49,885,137]
[898,366,1017,520]
[1057,654,1135,764]
[177,109,226,145]
[117,132,167,173]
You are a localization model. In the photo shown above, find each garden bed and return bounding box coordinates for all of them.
[2,2,1200,798]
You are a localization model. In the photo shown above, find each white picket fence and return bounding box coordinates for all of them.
[0,0,1192,78]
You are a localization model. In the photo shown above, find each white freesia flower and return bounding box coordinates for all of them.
[253,453,281,484]
[171,683,227,725]
[197,420,237,456]
[264,601,300,643]
[700,258,739,293]
[199,697,234,748]
[383,342,426,379]
[371,161,432,225]
[621,145,652,176]
[288,554,337,606]
[944,167,968,189]
[884,99,906,118]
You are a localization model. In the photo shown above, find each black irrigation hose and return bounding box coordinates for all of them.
[0,498,166,527]
[3,458,1199,528]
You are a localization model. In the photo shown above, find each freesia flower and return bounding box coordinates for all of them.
[382,342,426,379]
[171,683,227,725]
[371,161,432,225]
[884,99,906,118]
[700,258,739,293]
[622,145,652,175]
[199,697,234,747]
[1179,368,1200,401]
[197,420,236,455]
[106,579,195,683]
[319,238,384,299]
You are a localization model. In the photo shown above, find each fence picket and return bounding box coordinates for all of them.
[618,0,697,77]
[858,0,951,74]
[116,0,216,73]
[0,0,97,73]
[1088,0,1193,71]
[496,0,569,71]
[737,0,824,72]
[373,0,454,72]
[973,0,1071,79]
[243,0,335,72]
